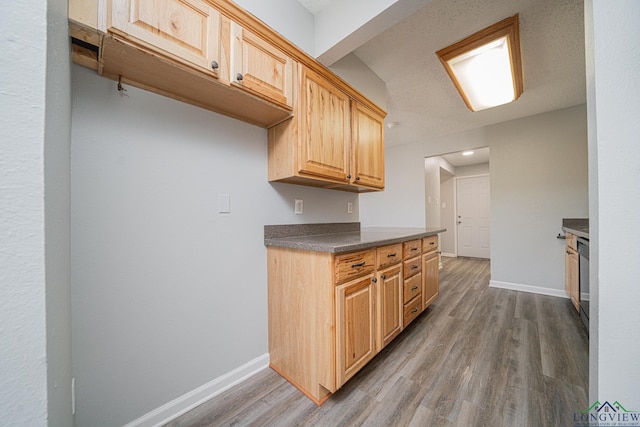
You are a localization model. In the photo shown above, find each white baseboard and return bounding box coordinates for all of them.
[123,353,270,427]
[489,280,568,298]
[441,253,457,258]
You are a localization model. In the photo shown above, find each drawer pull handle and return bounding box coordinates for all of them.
[411,247,418,251]
[411,285,419,291]
[430,242,435,245]
[387,253,397,257]
[351,262,366,268]
[411,265,418,270]
[411,308,419,313]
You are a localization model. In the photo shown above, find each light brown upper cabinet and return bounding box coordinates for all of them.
[68,0,386,164]
[351,102,385,189]
[110,0,224,79]
[298,67,352,182]
[230,23,294,110]
[268,65,386,192]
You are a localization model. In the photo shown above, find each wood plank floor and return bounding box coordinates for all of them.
[166,257,588,427]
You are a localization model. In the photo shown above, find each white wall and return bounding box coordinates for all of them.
[330,53,387,110]
[44,0,73,425]
[361,105,588,294]
[0,1,72,426]
[455,163,490,178]
[70,65,358,426]
[424,157,454,229]
[440,172,455,255]
[586,0,640,409]
[233,0,315,55]
[489,109,587,293]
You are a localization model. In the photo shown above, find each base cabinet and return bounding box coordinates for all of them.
[565,232,580,312]
[336,274,377,387]
[423,250,439,308]
[377,264,403,349]
[267,234,440,405]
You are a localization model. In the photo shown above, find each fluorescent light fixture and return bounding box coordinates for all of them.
[436,15,523,112]
[462,151,474,156]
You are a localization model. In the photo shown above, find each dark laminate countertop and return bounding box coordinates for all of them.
[264,223,445,253]
[562,218,589,239]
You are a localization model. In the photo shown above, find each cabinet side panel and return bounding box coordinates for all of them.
[268,118,296,181]
[267,247,335,400]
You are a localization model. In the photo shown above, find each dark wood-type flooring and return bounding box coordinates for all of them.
[166,257,588,427]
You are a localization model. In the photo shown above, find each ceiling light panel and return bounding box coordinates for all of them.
[436,15,523,112]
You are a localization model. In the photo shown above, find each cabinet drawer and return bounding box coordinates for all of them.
[422,235,438,252]
[403,256,422,279]
[376,243,403,269]
[335,250,375,284]
[403,239,422,259]
[403,295,422,327]
[403,273,422,304]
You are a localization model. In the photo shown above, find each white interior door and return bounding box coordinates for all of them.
[456,175,490,258]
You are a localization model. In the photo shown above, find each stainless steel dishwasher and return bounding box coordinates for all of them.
[577,237,589,332]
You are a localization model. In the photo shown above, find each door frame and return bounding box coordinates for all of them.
[452,173,490,257]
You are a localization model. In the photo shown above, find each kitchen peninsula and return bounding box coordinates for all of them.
[265,223,445,404]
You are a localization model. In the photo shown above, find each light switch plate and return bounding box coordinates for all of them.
[218,194,230,214]
[347,202,353,214]
[295,199,303,215]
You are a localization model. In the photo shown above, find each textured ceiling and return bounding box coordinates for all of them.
[297,0,586,148]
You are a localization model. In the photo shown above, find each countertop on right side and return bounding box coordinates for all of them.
[563,218,589,239]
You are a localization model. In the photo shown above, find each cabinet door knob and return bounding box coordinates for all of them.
[236,73,243,81]
[211,60,219,70]
[381,274,386,280]
[372,277,377,283]
[356,176,361,181]
[347,174,351,179]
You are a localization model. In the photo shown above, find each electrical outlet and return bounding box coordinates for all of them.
[295,199,303,215]
[347,202,353,214]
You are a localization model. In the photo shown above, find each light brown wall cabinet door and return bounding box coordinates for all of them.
[567,247,580,312]
[298,67,351,182]
[230,22,294,109]
[351,102,385,189]
[377,265,402,349]
[336,275,376,388]
[564,233,580,312]
[423,250,439,309]
[111,0,223,77]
